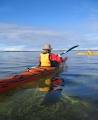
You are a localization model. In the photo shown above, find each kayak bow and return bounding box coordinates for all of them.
[0,57,67,94]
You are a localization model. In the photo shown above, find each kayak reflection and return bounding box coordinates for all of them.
[39,77,65,105]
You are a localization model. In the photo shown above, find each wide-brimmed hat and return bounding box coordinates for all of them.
[42,44,52,50]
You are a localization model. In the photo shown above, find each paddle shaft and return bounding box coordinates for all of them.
[60,45,79,55]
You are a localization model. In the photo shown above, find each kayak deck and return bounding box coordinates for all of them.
[0,58,67,94]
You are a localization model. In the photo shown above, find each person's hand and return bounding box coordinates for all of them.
[58,54,61,57]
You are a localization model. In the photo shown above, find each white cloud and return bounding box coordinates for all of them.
[0,22,98,51]
[0,44,26,51]
[0,23,62,42]
[2,45,26,51]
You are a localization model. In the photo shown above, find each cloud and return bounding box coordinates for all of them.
[0,23,65,50]
[0,22,98,51]
[0,23,61,40]
[0,43,26,51]
[1,45,26,51]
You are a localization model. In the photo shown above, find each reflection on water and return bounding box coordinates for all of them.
[0,76,98,120]
[39,77,64,105]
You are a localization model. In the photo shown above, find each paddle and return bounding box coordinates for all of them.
[28,45,79,69]
[60,45,79,55]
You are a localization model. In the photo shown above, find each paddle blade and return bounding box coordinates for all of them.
[60,45,79,55]
[66,45,79,53]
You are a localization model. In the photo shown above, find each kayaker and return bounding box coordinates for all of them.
[39,43,65,67]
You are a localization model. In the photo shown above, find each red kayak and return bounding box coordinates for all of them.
[0,57,67,94]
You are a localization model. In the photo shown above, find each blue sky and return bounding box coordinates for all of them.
[0,0,98,50]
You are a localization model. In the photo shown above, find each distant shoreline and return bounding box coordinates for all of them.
[0,50,98,52]
[0,50,43,52]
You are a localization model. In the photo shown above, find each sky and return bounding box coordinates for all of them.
[0,0,98,51]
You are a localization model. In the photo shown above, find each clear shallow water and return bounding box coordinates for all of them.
[0,51,98,103]
[0,51,39,78]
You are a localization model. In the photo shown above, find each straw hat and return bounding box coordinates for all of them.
[42,43,52,50]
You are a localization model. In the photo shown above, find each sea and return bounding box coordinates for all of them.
[0,51,98,120]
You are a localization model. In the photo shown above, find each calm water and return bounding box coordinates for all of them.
[0,51,98,103]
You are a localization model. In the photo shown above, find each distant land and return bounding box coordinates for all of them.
[0,49,98,52]
[0,50,41,52]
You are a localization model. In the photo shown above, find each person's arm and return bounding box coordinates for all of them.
[57,54,64,63]
[58,54,68,62]
[50,53,63,63]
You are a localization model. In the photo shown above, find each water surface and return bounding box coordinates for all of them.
[0,51,98,120]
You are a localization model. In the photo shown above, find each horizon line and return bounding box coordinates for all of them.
[0,49,98,52]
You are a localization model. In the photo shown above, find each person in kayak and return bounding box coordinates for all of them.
[39,43,66,67]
